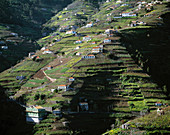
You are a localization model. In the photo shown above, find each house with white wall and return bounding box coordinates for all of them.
[26,106,47,123]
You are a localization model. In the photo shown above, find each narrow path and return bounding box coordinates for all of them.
[42,70,56,82]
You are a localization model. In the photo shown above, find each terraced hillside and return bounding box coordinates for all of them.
[0,0,74,72]
[0,0,170,135]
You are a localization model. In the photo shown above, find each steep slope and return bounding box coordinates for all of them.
[0,0,170,135]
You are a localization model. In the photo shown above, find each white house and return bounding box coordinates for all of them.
[74,40,82,44]
[141,1,147,4]
[1,46,8,49]
[79,102,89,111]
[86,22,93,28]
[69,77,75,82]
[42,49,53,54]
[154,0,162,4]
[76,52,81,56]
[137,21,146,25]
[26,106,47,123]
[41,47,47,51]
[28,52,35,58]
[121,123,130,129]
[83,36,91,41]
[116,0,122,3]
[103,38,111,43]
[58,85,68,91]
[105,29,115,34]
[92,47,102,53]
[75,46,81,50]
[106,0,111,2]
[121,12,137,17]
[82,54,95,59]
[66,30,76,35]
[91,42,96,45]
[10,33,18,37]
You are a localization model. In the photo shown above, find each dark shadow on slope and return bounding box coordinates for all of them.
[0,85,34,135]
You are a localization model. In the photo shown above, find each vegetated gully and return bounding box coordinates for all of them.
[121,13,170,96]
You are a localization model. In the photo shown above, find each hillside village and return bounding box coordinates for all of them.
[0,0,170,135]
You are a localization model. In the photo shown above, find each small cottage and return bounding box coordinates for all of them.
[69,77,75,82]
[79,102,89,111]
[58,85,67,91]
[116,0,122,3]
[47,65,53,70]
[91,42,96,45]
[137,21,146,25]
[50,89,55,92]
[76,52,81,56]
[1,46,8,49]
[83,36,91,41]
[43,49,53,54]
[130,21,137,27]
[75,46,81,50]
[10,33,18,36]
[28,52,35,58]
[92,47,102,53]
[144,13,153,17]
[30,55,37,59]
[41,47,47,51]
[121,123,129,129]
[26,106,47,123]
[105,29,115,34]
[103,38,111,43]
[75,40,82,44]
[82,54,95,59]
[86,22,93,28]
[155,102,162,107]
[66,30,76,35]
[121,12,137,17]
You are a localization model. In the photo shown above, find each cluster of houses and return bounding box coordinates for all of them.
[129,21,147,27]
[28,52,42,61]
[105,0,164,21]
[57,77,75,91]
[26,78,76,124]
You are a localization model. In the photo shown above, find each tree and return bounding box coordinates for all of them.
[34,93,40,100]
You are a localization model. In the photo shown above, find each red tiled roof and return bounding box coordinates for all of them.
[35,106,43,109]
[93,47,100,49]
[88,54,95,56]
[45,49,49,51]
[59,85,66,87]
